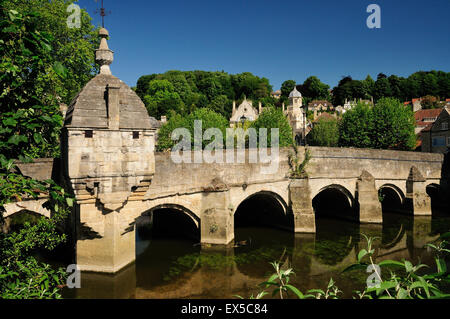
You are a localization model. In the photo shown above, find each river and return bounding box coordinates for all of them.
[60,211,450,299]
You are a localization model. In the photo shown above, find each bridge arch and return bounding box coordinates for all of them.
[233,190,291,231]
[378,184,406,212]
[233,190,289,217]
[143,203,200,229]
[136,203,201,242]
[2,199,51,219]
[312,184,357,221]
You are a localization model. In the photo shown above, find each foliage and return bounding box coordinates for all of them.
[0,166,75,299]
[421,95,440,109]
[236,261,341,299]
[156,108,229,151]
[0,0,98,160]
[238,233,450,300]
[309,118,339,147]
[143,80,185,118]
[3,0,99,105]
[250,107,293,148]
[288,147,311,178]
[338,98,416,151]
[299,76,330,101]
[370,98,416,150]
[339,102,374,148]
[136,70,273,119]
[331,71,450,106]
[343,233,450,299]
[0,0,90,299]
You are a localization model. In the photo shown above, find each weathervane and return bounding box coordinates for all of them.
[94,0,111,28]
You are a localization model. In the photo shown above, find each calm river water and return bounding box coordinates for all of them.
[59,211,450,299]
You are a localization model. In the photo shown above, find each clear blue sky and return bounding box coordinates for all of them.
[78,0,450,90]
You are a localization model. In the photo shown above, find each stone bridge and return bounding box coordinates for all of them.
[4,146,446,273]
[3,28,448,274]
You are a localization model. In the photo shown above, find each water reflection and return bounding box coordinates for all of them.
[64,211,450,299]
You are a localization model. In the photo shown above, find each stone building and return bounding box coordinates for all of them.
[414,108,441,135]
[62,28,159,272]
[284,86,307,142]
[339,98,373,113]
[229,98,262,127]
[271,90,281,99]
[308,100,334,112]
[421,107,450,153]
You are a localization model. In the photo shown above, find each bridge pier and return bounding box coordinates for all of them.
[406,166,432,216]
[200,190,234,245]
[289,179,315,233]
[76,203,136,273]
[357,171,383,223]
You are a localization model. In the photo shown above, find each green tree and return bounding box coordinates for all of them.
[0,4,62,160]
[373,77,392,100]
[363,75,375,98]
[0,1,78,298]
[156,108,228,151]
[143,80,185,118]
[281,80,296,98]
[4,0,99,105]
[250,107,293,147]
[339,103,374,148]
[209,95,231,117]
[300,76,330,100]
[309,118,339,147]
[370,97,416,150]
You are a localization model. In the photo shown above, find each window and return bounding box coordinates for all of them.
[85,130,93,138]
[133,131,140,139]
[442,122,448,130]
[432,136,445,147]
[423,117,436,122]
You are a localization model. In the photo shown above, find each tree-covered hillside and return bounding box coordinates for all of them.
[135,71,276,119]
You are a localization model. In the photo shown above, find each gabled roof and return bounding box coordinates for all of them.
[421,123,434,132]
[313,112,335,123]
[308,100,333,107]
[414,108,442,127]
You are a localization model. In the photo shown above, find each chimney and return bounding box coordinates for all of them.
[259,101,262,114]
[232,100,236,116]
[107,83,120,130]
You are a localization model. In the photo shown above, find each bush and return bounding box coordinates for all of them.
[250,107,293,147]
[370,98,416,150]
[339,102,374,148]
[339,98,416,150]
[156,108,229,151]
[309,118,339,147]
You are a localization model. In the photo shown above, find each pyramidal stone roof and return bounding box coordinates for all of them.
[64,28,157,130]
